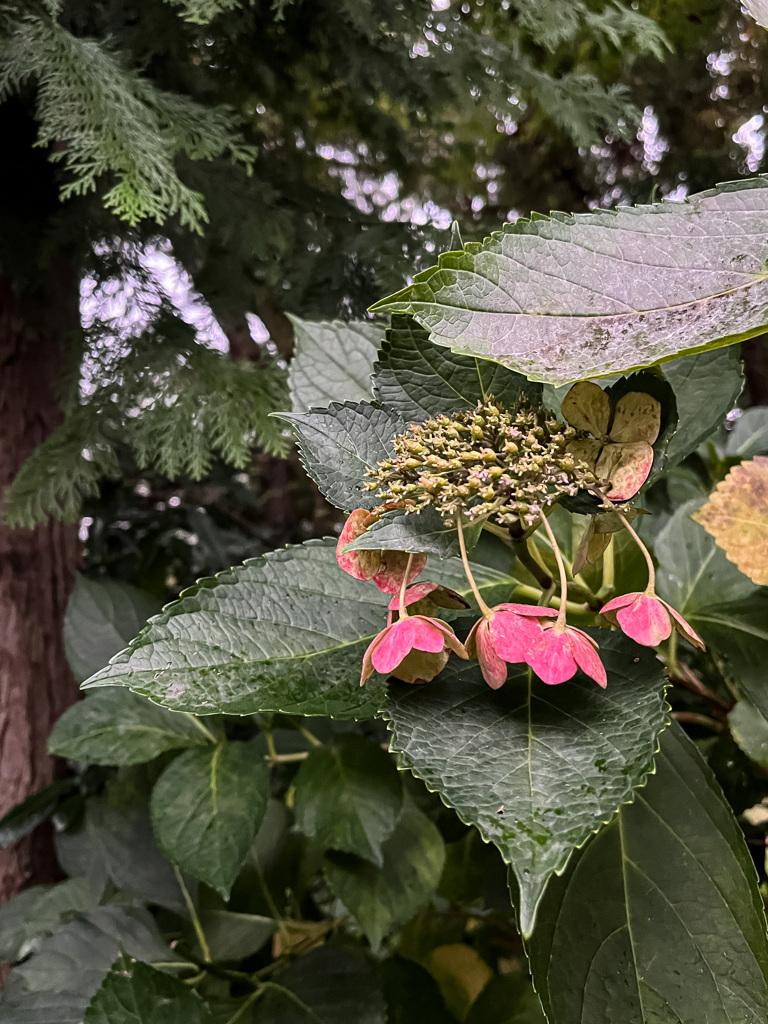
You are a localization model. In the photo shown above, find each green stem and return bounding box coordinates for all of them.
[514,584,590,615]
[591,488,656,593]
[538,512,569,629]
[292,719,323,747]
[223,988,265,1024]
[174,865,211,964]
[597,535,616,600]
[264,751,310,764]
[398,553,415,619]
[457,517,491,617]
[184,715,217,744]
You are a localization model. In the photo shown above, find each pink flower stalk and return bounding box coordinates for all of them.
[467,604,557,689]
[387,582,469,624]
[361,615,468,686]
[336,508,426,594]
[526,622,607,688]
[600,592,705,650]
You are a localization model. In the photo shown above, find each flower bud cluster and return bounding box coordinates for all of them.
[366,397,596,528]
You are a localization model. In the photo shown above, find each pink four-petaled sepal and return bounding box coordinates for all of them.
[335,508,427,594]
[387,582,469,624]
[467,604,556,689]
[600,592,705,651]
[526,624,608,688]
[360,615,468,686]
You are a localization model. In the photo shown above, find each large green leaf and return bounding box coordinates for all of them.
[285,403,403,511]
[323,796,445,950]
[293,733,403,866]
[371,179,768,386]
[288,316,381,413]
[84,955,211,1024]
[64,575,160,683]
[49,688,210,766]
[82,539,507,719]
[526,722,768,1023]
[373,314,542,422]
[661,347,743,467]
[252,946,387,1024]
[729,701,768,769]
[384,632,667,937]
[0,880,97,963]
[344,506,483,558]
[150,739,270,899]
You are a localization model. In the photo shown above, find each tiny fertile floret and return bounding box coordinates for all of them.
[366,396,596,528]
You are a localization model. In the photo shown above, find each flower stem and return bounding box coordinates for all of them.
[457,517,491,617]
[538,512,568,628]
[174,865,211,964]
[398,553,415,619]
[590,488,656,593]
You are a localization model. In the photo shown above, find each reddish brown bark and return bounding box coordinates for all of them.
[0,279,79,909]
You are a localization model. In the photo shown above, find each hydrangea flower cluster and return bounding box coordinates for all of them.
[336,384,702,691]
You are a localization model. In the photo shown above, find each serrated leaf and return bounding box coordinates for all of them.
[64,575,160,684]
[662,348,743,467]
[293,734,403,866]
[371,179,768,386]
[0,880,97,963]
[82,539,507,719]
[727,407,768,457]
[526,722,768,1023]
[288,316,381,413]
[729,701,768,769]
[693,457,768,584]
[150,739,269,899]
[384,631,667,937]
[285,403,404,510]
[344,506,483,558]
[84,954,211,1024]
[0,778,76,848]
[373,314,542,422]
[252,946,387,1024]
[49,689,210,766]
[323,796,445,950]
[0,907,183,1024]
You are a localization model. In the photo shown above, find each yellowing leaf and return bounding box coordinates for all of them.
[692,456,768,585]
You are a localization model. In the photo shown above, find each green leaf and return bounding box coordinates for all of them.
[49,689,211,766]
[150,739,270,899]
[64,575,161,684]
[729,701,768,769]
[193,910,274,962]
[252,946,387,1023]
[344,506,483,558]
[0,880,97,963]
[288,316,381,412]
[661,347,743,467]
[84,955,211,1024]
[323,796,445,950]
[371,179,768,386]
[54,793,191,912]
[293,734,403,866]
[726,407,768,458]
[83,540,391,719]
[0,907,184,1024]
[284,402,404,511]
[526,722,768,1023]
[384,631,667,937]
[0,778,76,848]
[373,314,542,422]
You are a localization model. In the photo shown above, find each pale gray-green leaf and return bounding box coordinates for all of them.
[293,734,402,867]
[284,402,403,510]
[0,880,97,963]
[527,722,768,1024]
[729,701,768,769]
[288,316,380,413]
[662,348,743,467]
[726,407,768,458]
[384,631,667,937]
[64,575,160,683]
[193,910,274,962]
[371,179,768,386]
[373,314,542,422]
[745,0,768,30]
[323,796,445,950]
[150,739,270,899]
[49,688,209,766]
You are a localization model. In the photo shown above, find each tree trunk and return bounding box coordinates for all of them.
[0,278,79,911]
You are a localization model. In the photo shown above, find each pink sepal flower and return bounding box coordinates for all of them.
[600,592,705,651]
[467,604,556,689]
[336,508,426,594]
[526,624,607,688]
[387,582,469,624]
[360,615,468,686]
